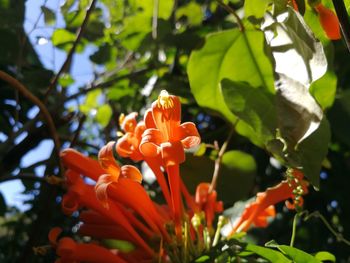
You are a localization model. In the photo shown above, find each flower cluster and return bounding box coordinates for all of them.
[48,91,309,262]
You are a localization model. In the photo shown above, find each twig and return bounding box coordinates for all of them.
[332,0,350,52]
[209,126,236,193]
[0,174,47,183]
[44,0,97,100]
[152,0,159,39]
[70,114,86,147]
[65,67,153,101]
[0,71,63,174]
[303,210,350,246]
[216,0,245,31]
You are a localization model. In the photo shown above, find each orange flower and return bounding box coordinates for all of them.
[139,90,201,238]
[315,3,341,40]
[48,228,128,263]
[195,183,223,228]
[229,169,308,235]
[140,90,200,166]
[116,112,146,161]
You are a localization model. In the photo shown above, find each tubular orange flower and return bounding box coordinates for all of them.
[139,90,201,238]
[229,169,308,235]
[315,3,341,40]
[116,112,146,161]
[48,228,128,263]
[195,183,223,228]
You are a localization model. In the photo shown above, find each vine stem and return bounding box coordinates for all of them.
[0,174,47,183]
[290,213,299,247]
[43,0,97,100]
[304,211,350,246]
[209,126,236,193]
[0,71,63,174]
[215,0,245,31]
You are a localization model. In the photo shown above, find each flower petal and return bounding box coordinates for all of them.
[95,174,118,208]
[49,227,62,247]
[178,122,201,149]
[60,148,105,181]
[139,128,163,157]
[121,165,142,183]
[160,141,185,166]
[151,94,181,141]
[98,142,121,177]
[120,112,138,133]
[144,109,156,129]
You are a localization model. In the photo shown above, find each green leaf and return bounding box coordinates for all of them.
[52,29,84,52]
[245,0,272,19]
[314,251,336,262]
[90,44,112,65]
[80,89,101,115]
[295,116,330,188]
[176,2,203,26]
[188,28,274,135]
[309,70,337,110]
[58,74,74,88]
[275,74,323,149]
[267,8,327,84]
[221,79,277,144]
[181,151,256,204]
[245,244,291,262]
[101,239,135,252]
[41,6,56,25]
[96,104,112,128]
[278,245,320,263]
[195,255,210,262]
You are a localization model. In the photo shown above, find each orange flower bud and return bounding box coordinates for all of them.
[315,3,341,40]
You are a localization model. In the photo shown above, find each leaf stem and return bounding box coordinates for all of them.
[290,213,299,247]
[216,0,245,31]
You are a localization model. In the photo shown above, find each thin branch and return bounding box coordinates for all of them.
[303,210,350,246]
[209,125,236,193]
[0,174,47,183]
[70,114,86,147]
[216,0,245,31]
[44,0,97,100]
[0,71,63,174]
[152,0,159,39]
[332,0,350,52]
[65,67,153,101]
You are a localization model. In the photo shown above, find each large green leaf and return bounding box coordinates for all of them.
[309,70,337,110]
[275,74,323,149]
[188,28,275,125]
[245,244,291,262]
[222,79,277,144]
[296,117,330,188]
[245,0,272,19]
[278,245,321,263]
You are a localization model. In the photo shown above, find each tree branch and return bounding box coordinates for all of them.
[0,71,63,174]
[44,0,97,99]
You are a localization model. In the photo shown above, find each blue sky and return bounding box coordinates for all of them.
[0,0,100,210]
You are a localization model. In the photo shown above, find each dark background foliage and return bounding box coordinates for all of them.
[0,0,350,262]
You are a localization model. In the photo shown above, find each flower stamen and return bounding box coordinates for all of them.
[157,90,174,110]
